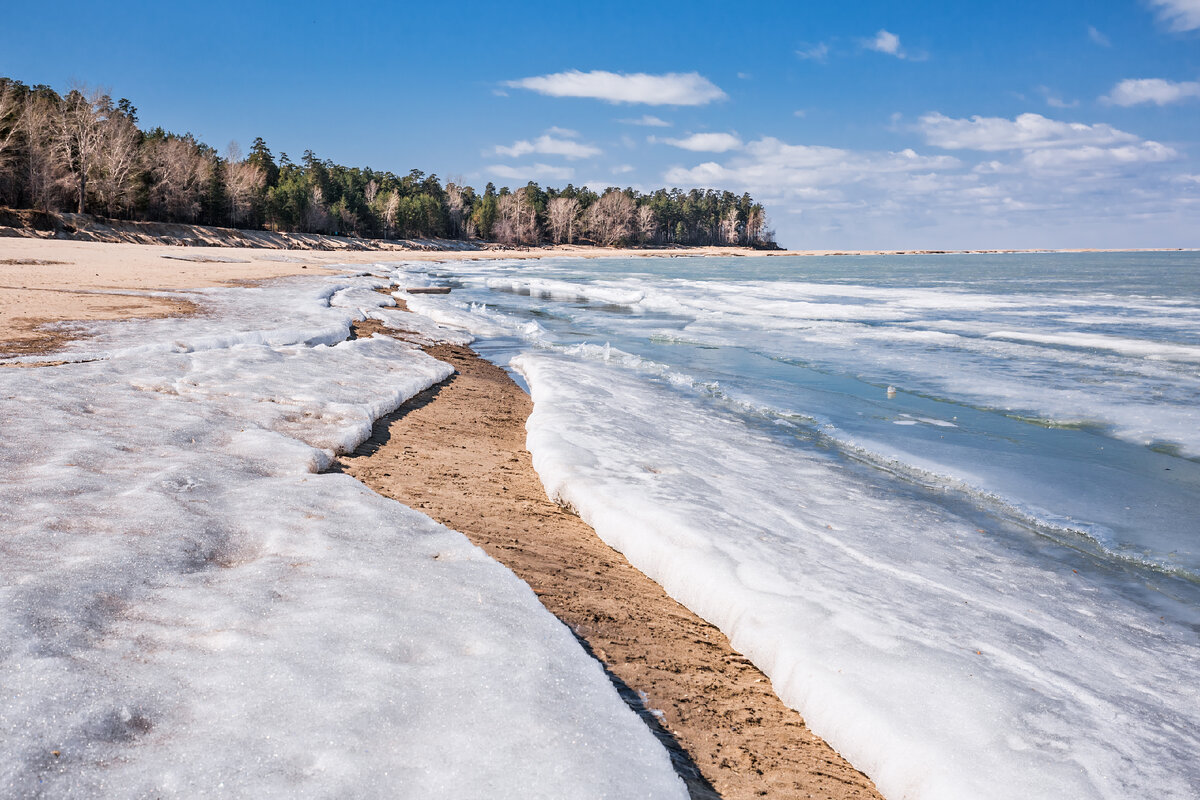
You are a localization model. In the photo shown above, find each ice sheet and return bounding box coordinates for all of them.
[390,252,1200,800]
[511,352,1200,800]
[0,273,686,799]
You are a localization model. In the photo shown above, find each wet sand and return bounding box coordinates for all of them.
[336,312,883,800]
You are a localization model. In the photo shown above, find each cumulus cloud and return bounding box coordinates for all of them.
[866,29,904,57]
[916,111,1178,175]
[662,132,744,152]
[657,127,1193,249]
[493,132,601,160]
[618,114,672,127]
[1102,78,1200,106]
[918,112,1141,151]
[504,70,727,106]
[487,163,574,182]
[664,137,960,196]
[1149,0,1200,31]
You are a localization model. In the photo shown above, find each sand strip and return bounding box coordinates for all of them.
[335,316,883,800]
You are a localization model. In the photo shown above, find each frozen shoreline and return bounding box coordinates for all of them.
[0,258,689,797]
[390,254,1200,800]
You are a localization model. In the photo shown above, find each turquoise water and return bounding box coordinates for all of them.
[418,251,1200,579]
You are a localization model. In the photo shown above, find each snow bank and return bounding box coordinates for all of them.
[512,351,1200,800]
[0,274,685,799]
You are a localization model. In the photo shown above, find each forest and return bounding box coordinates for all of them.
[0,78,776,248]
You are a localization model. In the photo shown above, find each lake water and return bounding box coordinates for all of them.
[395,252,1199,800]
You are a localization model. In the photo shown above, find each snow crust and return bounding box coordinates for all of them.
[511,352,1200,800]
[0,272,686,799]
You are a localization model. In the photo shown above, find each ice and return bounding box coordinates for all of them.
[0,273,686,799]
[390,256,1200,457]
[485,277,645,306]
[391,252,1200,799]
[511,352,1200,800]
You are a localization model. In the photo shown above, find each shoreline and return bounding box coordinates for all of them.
[0,237,887,796]
[4,237,1193,359]
[334,316,883,799]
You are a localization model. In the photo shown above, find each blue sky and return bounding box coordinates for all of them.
[2,0,1197,248]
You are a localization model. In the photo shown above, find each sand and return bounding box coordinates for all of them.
[336,316,883,799]
[0,239,771,356]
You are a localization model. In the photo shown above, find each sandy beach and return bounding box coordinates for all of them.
[0,238,769,357]
[335,314,881,799]
[0,236,883,797]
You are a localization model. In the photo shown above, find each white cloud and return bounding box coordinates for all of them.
[611,164,635,175]
[618,114,672,127]
[1038,86,1079,109]
[1149,0,1200,31]
[1102,77,1200,106]
[664,137,960,196]
[867,29,904,57]
[663,132,744,152]
[918,111,1178,177]
[918,112,1141,151]
[657,129,1194,249]
[796,42,830,61]
[1021,142,1177,171]
[546,126,580,137]
[493,133,601,160]
[487,163,574,182]
[1087,25,1111,46]
[504,70,727,106]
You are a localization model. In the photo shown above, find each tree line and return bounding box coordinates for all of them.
[0,78,776,248]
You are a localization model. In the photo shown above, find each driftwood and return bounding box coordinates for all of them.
[405,287,452,294]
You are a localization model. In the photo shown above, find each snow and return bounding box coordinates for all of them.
[0,271,686,799]
[509,350,1200,800]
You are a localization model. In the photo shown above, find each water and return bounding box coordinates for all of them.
[394,251,1200,799]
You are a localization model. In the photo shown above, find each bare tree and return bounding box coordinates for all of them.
[636,205,657,245]
[587,190,634,246]
[91,110,140,217]
[143,135,211,222]
[382,191,399,239]
[18,95,64,211]
[445,181,467,238]
[222,142,265,227]
[719,206,740,245]
[364,178,378,206]
[745,206,766,245]
[492,215,519,246]
[547,196,580,244]
[52,86,108,213]
[496,189,537,245]
[303,184,331,233]
[0,82,20,180]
